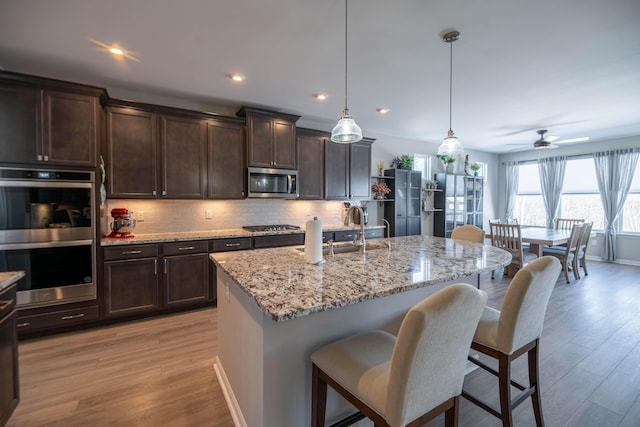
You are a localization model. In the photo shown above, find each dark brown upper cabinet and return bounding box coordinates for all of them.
[324,138,374,200]
[105,100,210,199]
[207,119,246,199]
[237,106,300,169]
[297,128,328,200]
[0,71,105,167]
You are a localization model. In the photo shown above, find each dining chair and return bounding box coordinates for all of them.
[451,224,485,243]
[542,223,584,283]
[462,256,562,427]
[489,222,537,279]
[555,218,584,230]
[311,283,487,427]
[575,222,593,276]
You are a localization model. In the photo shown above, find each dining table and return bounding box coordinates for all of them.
[519,226,572,256]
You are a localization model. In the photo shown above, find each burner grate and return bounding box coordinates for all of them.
[242,224,301,232]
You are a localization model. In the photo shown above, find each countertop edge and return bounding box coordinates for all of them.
[0,270,25,292]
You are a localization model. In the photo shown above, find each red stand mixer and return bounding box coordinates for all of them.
[108,208,136,238]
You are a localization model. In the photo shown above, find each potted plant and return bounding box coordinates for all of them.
[436,154,457,173]
[470,162,481,176]
[371,181,391,199]
[424,179,438,190]
[391,154,414,170]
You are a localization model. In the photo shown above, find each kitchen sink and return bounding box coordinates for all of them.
[297,242,389,255]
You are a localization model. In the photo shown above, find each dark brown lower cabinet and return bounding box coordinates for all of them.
[103,244,160,318]
[163,241,211,307]
[0,283,19,426]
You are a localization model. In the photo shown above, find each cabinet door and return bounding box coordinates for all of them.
[0,84,41,164]
[348,142,372,200]
[297,131,325,199]
[164,253,210,307]
[273,120,296,169]
[161,115,206,198]
[106,107,159,198]
[208,120,245,199]
[407,217,421,236]
[0,309,19,427]
[104,258,159,317]
[247,115,273,167]
[43,91,98,167]
[324,142,349,199]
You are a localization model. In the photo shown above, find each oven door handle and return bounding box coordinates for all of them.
[0,239,93,250]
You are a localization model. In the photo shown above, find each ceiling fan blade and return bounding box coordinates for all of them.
[545,135,560,142]
[555,137,590,144]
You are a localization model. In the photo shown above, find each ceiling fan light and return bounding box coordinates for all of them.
[438,129,465,156]
[331,109,362,143]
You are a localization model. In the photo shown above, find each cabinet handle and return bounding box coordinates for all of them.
[0,299,14,310]
[154,259,158,275]
[17,321,32,328]
[344,234,354,238]
[225,243,241,247]
[152,190,157,196]
[37,155,43,161]
[61,313,85,320]
[122,250,142,255]
[44,155,49,161]
[164,259,168,274]
[178,246,195,251]
[162,190,166,196]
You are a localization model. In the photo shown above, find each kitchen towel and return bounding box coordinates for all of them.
[304,217,323,264]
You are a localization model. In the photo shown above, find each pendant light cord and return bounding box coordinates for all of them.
[448,36,453,132]
[344,0,349,112]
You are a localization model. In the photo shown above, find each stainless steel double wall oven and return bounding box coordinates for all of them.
[0,167,96,308]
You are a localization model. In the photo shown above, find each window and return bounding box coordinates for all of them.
[621,159,640,233]
[513,157,640,231]
[413,154,430,181]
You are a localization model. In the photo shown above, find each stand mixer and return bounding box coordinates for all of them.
[107,208,136,238]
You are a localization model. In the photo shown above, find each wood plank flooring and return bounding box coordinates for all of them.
[7,260,640,426]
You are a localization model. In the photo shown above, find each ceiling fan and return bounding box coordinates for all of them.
[508,129,590,151]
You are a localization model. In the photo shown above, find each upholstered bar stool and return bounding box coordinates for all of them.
[451,224,485,243]
[462,256,562,427]
[311,283,487,427]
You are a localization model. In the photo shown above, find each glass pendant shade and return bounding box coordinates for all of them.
[438,129,464,156]
[331,108,362,143]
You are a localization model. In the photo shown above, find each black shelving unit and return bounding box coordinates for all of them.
[433,173,483,237]
[383,169,422,237]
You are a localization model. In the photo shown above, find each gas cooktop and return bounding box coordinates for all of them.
[242,224,301,232]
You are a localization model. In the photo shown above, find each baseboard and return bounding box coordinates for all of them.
[585,255,640,267]
[214,356,247,427]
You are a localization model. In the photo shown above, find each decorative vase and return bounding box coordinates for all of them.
[474,171,478,176]
[446,163,455,174]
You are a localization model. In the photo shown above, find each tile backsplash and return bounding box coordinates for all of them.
[101,199,347,236]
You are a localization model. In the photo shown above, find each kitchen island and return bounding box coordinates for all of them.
[210,235,511,427]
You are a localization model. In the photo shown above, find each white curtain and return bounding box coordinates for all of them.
[538,156,567,228]
[593,149,640,261]
[504,162,519,222]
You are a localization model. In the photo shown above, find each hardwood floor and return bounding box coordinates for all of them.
[7,260,640,426]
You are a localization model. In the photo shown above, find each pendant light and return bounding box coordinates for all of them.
[331,0,362,143]
[437,30,464,156]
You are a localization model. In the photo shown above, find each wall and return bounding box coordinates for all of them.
[496,135,640,265]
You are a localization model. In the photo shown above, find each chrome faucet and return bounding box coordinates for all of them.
[380,218,391,249]
[344,205,366,253]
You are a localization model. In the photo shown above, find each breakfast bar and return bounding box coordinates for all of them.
[210,235,511,427]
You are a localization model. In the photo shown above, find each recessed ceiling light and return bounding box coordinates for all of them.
[89,39,140,62]
[376,107,390,114]
[313,93,328,101]
[228,73,245,82]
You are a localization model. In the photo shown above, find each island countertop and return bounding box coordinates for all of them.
[210,235,511,322]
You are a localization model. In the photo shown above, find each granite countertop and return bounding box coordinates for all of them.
[210,235,512,322]
[100,224,384,246]
[0,271,25,292]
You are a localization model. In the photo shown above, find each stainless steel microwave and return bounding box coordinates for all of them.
[247,167,298,199]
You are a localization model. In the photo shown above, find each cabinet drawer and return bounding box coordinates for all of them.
[363,228,384,239]
[334,230,359,242]
[211,237,252,252]
[253,233,304,249]
[322,231,334,243]
[163,240,208,256]
[0,283,17,319]
[17,305,99,332]
[104,244,159,261]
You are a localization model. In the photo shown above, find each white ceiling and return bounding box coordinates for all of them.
[1,0,639,153]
